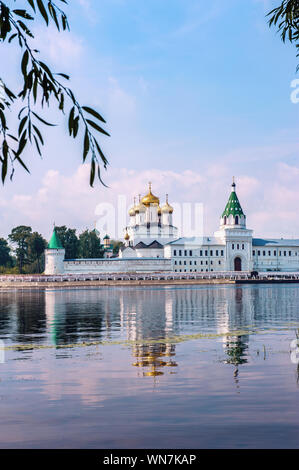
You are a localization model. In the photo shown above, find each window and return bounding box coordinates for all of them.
[210,250,213,256]
[289,251,292,256]
[274,251,276,256]
[184,261,186,265]
[232,244,235,250]
[205,250,208,256]
[253,250,255,256]
[218,260,221,265]
[284,251,286,256]
[174,260,177,265]
[189,250,192,256]
[179,250,182,256]
[242,244,244,250]
[235,215,239,224]
[190,261,192,265]
[200,250,203,256]
[206,261,208,265]
[184,250,187,256]
[179,261,182,265]
[268,251,271,256]
[174,250,177,256]
[221,250,224,256]
[211,260,213,265]
[194,261,197,265]
[216,250,219,256]
[223,216,227,225]
[279,251,281,256]
[201,261,203,265]
[263,251,266,256]
[258,250,261,256]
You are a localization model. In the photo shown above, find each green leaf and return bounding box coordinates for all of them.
[21,50,29,77]
[68,106,75,136]
[86,119,110,136]
[90,159,95,187]
[82,106,106,123]
[32,111,55,126]
[36,0,48,25]
[83,129,89,161]
[13,9,34,20]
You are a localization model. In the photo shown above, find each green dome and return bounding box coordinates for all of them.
[222,182,245,218]
[48,227,64,249]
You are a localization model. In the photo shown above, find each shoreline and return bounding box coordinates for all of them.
[1,278,299,289]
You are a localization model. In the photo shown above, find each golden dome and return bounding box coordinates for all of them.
[124,231,130,241]
[161,194,173,214]
[135,195,146,213]
[128,207,135,217]
[141,183,160,206]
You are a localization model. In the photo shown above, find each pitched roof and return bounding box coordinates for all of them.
[253,238,299,247]
[48,227,64,249]
[222,184,245,218]
[148,240,163,248]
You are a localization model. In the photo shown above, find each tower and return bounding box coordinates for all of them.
[215,178,253,272]
[44,227,65,275]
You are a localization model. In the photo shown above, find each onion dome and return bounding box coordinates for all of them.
[141,182,160,206]
[124,231,130,241]
[128,197,137,217]
[135,194,146,213]
[161,194,173,214]
[103,234,110,240]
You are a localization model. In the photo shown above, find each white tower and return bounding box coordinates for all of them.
[44,227,65,275]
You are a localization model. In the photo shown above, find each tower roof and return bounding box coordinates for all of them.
[222,179,245,218]
[48,227,64,249]
[141,182,160,206]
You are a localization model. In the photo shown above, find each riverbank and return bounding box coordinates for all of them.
[1,271,299,289]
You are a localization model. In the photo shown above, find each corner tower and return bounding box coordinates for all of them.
[44,227,65,275]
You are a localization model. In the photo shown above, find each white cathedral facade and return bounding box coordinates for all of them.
[45,180,299,274]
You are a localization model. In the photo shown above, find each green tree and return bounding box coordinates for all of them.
[27,231,47,272]
[0,237,13,266]
[79,229,104,259]
[268,0,299,70]
[8,225,32,272]
[54,225,79,259]
[110,239,124,255]
[0,0,109,186]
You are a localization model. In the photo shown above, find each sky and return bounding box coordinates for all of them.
[1,0,299,240]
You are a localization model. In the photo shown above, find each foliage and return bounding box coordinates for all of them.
[27,231,47,271]
[0,0,109,186]
[110,239,124,255]
[0,237,13,266]
[8,225,32,272]
[267,0,299,70]
[54,225,79,259]
[78,229,104,259]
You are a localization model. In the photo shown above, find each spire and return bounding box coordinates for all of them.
[222,178,245,218]
[48,226,64,249]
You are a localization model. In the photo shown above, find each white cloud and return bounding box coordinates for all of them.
[2,160,299,241]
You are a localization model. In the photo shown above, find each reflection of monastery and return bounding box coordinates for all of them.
[45,180,299,274]
[2,286,299,379]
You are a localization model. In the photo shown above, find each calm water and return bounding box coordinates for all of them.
[0,284,299,449]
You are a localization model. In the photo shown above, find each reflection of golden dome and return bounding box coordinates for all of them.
[161,194,173,214]
[141,183,160,206]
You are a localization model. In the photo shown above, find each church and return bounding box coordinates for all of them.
[44,179,299,274]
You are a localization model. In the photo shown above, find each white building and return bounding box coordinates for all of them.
[44,179,299,274]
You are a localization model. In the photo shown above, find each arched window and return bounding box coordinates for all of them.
[235,215,239,225]
[223,216,227,225]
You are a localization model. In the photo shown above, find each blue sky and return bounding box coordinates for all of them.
[1,0,299,239]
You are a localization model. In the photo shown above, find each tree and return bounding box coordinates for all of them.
[27,231,47,272]
[0,237,13,266]
[54,225,79,259]
[8,225,32,272]
[0,0,109,186]
[78,229,104,259]
[110,239,124,255]
[267,0,299,70]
